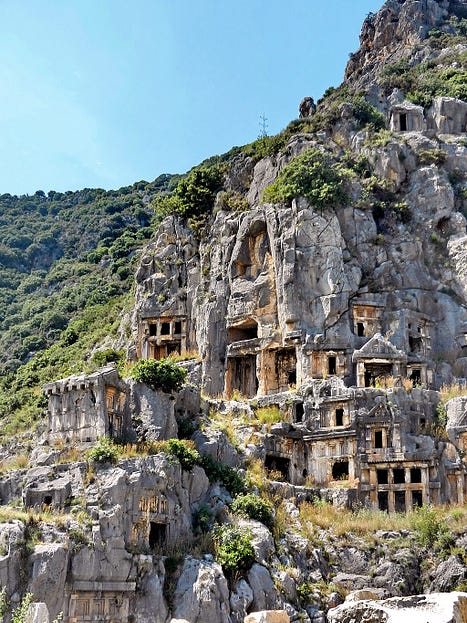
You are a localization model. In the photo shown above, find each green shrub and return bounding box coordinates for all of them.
[91,348,125,368]
[254,405,282,426]
[213,525,256,574]
[195,504,214,533]
[379,49,467,105]
[132,358,187,393]
[87,437,118,464]
[262,148,347,208]
[199,453,246,497]
[12,593,33,623]
[434,401,448,430]
[243,134,288,161]
[153,165,224,234]
[412,505,452,548]
[214,190,250,213]
[418,149,447,165]
[167,439,200,471]
[350,97,385,130]
[231,493,274,529]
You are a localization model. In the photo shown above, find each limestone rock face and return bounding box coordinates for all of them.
[230,579,254,623]
[345,0,449,88]
[26,603,50,623]
[29,544,69,621]
[428,97,467,135]
[247,564,278,612]
[328,592,467,623]
[5,1,467,622]
[128,378,178,441]
[430,555,467,592]
[173,557,232,623]
[133,558,169,623]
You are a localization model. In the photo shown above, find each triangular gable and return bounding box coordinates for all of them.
[352,333,407,362]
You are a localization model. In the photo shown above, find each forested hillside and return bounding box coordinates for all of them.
[0,177,175,440]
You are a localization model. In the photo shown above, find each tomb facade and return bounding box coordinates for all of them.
[44,366,130,444]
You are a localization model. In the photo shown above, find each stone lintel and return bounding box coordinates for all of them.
[72,581,136,592]
[303,430,356,442]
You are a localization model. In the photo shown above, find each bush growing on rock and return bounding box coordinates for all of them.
[231,493,274,529]
[166,438,200,471]
[412,505,453,549]
[199,453,246,496]
[132,358,187,393]
[262,147,347,208]
[153,165,224,235]
[213,525,256,575]
[87,437,118,464]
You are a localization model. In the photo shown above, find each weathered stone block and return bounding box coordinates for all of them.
[244,611,290,623]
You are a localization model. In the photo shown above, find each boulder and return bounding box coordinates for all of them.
[328,592,467,623]
[239,519,275,565]
[247,564,277,612]
[230,578,254,623]
[26,603,49,623]
[29,543,68,621]
[244,611,290,623]
[430,556,467,593]
[173,557,231,623]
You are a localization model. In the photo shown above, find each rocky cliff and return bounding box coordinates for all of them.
[1,0,467,622]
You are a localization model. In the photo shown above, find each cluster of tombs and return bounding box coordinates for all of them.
[132,292,467,514]
[38,94,467,528]
[261,379,465,513]
[41,295,467,519]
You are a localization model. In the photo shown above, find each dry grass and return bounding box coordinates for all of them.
[58,447,84,464]
[373,376,415,390]
[245,458,273,491]
[0,454,29,475]
[299,502,411,537]
[115,440,170,459]
[254,405,282,429]
[167,350,201,363]
[0,505,71,527]
[298,500,467,541]
[204,409,242,448]
[440,382,467,403]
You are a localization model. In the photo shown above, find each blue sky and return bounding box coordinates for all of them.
[0,1,382,196]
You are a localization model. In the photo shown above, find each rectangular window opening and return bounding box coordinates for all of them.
[377,469,388,484]
[412,490,423,508]
[400,113,407,131]
[295,403,304,423]
[149,522,167,549]
[410,467,422,483]
[374,430,384,448]
[378,491,389,512]
[393,468,405,484]
[394,491,406,513]
[332,461,349,480]
[265,455,290,481]
[328,356,337,375]
[160,322,171,336]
